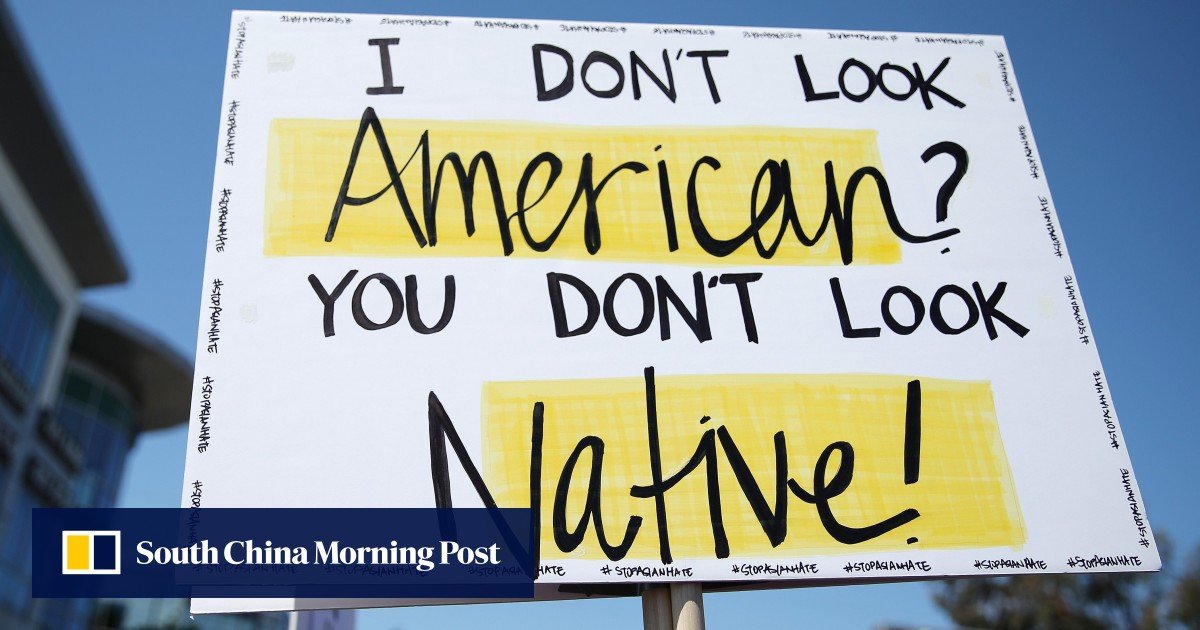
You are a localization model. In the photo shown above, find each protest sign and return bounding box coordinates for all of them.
[185,10,1157,613]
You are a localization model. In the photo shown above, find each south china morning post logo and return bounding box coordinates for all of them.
[61,530,121,575]
[35,508,534,599]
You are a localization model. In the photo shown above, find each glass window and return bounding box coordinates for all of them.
[62,372,92,409]
[34,594,91,629]
[56,366,135,509]
[0,488,40,616]
[0,213,61,409]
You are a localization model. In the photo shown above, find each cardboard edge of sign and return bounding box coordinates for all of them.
[192,570,1156,615]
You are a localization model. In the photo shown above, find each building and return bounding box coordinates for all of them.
[0,6,303,629]
[0,307,201,628]
[0,3,136,625]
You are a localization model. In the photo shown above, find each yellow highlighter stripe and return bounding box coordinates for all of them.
[483,372,1025,561]
[264,118,902,266]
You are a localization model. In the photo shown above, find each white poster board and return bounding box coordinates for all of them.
[185,10,1158,613]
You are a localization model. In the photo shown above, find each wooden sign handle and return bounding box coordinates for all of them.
[642,583,705,630]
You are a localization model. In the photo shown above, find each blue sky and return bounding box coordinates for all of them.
[6,1,1199,627]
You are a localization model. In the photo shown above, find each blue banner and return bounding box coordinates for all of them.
[34,508,534,598]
